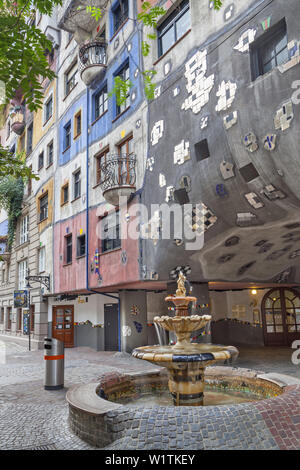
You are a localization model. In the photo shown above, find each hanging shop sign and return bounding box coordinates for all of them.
[14,290,28,308]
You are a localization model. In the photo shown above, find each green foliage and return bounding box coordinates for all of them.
[213,0,223,10]
[86,5,102,22]
[142,70,157,101]
[0,176,24,251]
[0,0,62,112]
[137,2,166,28]
[108,75,133,106]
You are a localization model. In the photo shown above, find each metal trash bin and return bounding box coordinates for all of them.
[44,337,64,390]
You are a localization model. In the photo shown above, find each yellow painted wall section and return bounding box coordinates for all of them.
[32,79,56,149]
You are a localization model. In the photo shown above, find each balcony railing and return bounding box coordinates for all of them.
[79,40,107,86]
[100,154,136,206]
[10,105,25,135]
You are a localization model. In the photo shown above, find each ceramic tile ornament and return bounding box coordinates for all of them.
[142,210,161,245]
[179,175,191,192]
[173,87,180,97]
[200,116,209,129]
[216,184,228,197]
[133,321,143,333]
[174,239,184,246]
[263,134,277,151]
[136,119,141,129]
[220,161,235,180]
[174,140,190,165]
[146,156,155,172]
[234,29,257,53]
[121,250,127,265]
[215,81,237,112]
[154,86,161,99]
[181,50,215,115]
[223,111,238,129]
[244,132,258,152]
[245,192,264,209]
[184,203,217,235]
[164,61,172,76]
[224,4,234,21]
[274,101,294,131]
[261,17,271,31]
[169,265,191,280]
[166,186,175,202]
[151,120,164,146]
[261,185,286,200]
[278,40,300,73]
[122,325,132,337]
[130,305,140,316]
[159,173,166,187]
[236,212,258,227]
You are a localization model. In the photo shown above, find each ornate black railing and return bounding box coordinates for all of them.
[79,40,107,73]
[100,154,136,193]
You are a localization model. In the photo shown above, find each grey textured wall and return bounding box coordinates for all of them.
[120,291,148,353]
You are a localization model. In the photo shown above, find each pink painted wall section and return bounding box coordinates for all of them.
[54,212,87,293]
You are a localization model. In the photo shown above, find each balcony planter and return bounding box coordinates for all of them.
[79,40,107,86]
[10,105,25,135]
[100,154,136,206]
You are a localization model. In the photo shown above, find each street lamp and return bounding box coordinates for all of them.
[25,277,32,351]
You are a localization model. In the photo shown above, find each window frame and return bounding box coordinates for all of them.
[20,214,29,245]
[65,234,73,265]
[157,0,190,58]
[94,85,108,121]
[27,123,33,154]
[115,62,130,117]
[101,210,121,254]
[65,61,78,97]
[95,146,109,186]
[39,246,46,273]
[73,169,81,200]
[61,182,69,206]
[74,110,82,139]
[38,151,44,170]
[44,95,53,124]
[18,259,28,290]
[250,18,288,80]
[47,140,54,167]
[63,121,71,151]
[76,234,86,258]
[112,0,129,35]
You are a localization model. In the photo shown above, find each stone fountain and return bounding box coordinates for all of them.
[132,273,238,406]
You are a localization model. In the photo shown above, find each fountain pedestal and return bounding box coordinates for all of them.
[132,273,238,406]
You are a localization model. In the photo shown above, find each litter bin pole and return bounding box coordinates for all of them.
[44,338,64,390]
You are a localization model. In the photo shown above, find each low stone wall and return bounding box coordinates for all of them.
[67,367,292,448]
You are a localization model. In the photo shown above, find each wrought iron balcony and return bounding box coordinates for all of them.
[10,105,25,135]
[79,40,107,86]
[99,154,136,206]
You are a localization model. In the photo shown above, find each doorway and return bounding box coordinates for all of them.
[104,303,119,351]
[52,306,74,347]
[261,288,300,346]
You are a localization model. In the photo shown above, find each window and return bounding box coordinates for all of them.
[47,140,54,166]
[77,234,86,257]
[74,110,81,138]
[27,123,33,154]
[61,183,69,205]
[65,62,78,96]
[239,163,260,183]
[195,139,210,161]
[39,193,48,222]
[39,246,46,273]
[157,0,190,57]
[115,63,130,116]
[65,234,72,264]
[94,86,108,120]
[20,215,29,244]
[0,307,4,323]
[18,260,28,290]
[73,169,81,199]
[64,122,71,150]
[95,147,109,185]
[112,0,129,34]
[38,151,44,170]
[44,95,53,123]
[250,19,288,80]
[101,211,121,253]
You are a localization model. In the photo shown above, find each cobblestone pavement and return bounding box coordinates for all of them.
[0,337,300,450]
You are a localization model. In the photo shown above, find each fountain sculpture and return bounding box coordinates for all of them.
[132,273,239,406]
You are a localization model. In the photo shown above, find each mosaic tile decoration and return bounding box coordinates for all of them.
[174,140,190,165]
[169,265,192,280]
[244,132,258,152]
[220,161,235,180]
[223,111,238,129]
[263,134,277,151]
[151,120,164,146]
[245,192,264,209]
[278,39,300,73]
